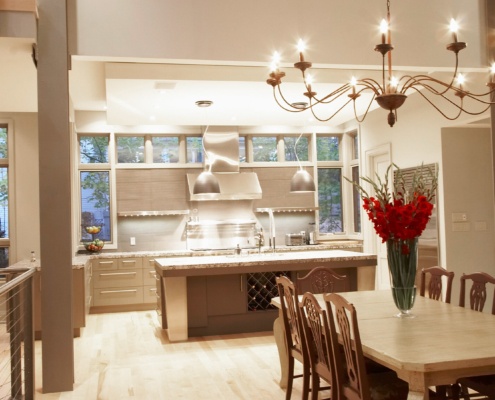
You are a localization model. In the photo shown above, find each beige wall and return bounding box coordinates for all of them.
[441,126,495,307]
[69,0,487,68]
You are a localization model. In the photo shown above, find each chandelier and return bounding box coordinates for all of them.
[266,0,495,127]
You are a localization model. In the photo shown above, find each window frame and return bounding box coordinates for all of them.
[77,133,116,249]
[316,130,362,240]
[0,121,14,266]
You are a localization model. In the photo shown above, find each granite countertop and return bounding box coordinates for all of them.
[9,240,363,269]
[155,249,376,270]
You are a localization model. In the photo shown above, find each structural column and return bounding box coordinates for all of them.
[37,0,74,392]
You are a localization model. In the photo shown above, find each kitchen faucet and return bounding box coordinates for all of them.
[268,208,276,252]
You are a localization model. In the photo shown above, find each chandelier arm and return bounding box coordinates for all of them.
[308,97,355,122]
[353,93,377,123]
[273,87,309,113]
[314,85,353,104]
[402,68,460,96]
[406,77,495,105]
[409,87,466,120]
[357,79,383,94]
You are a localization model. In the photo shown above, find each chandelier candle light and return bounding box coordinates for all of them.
[266,0,495,127]
[346,164,438,317]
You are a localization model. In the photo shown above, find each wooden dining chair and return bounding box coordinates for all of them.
[275,276,310,400]
[456,272,495,400]
[419,266,455,303]
[298,292,335,400]
[324,292,410,400]
[296,267,349,296]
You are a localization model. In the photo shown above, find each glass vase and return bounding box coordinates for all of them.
[386,237,418,318]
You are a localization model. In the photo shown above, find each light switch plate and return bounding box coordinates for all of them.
[451,212,468,222]
[130,237,136,245]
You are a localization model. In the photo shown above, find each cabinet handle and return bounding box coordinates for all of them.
[98,261,114,265]
[99,272,137,277]
[122,260,136,264]
[100,289,138,294]
[240,275,244,292]
[148,271,156,278]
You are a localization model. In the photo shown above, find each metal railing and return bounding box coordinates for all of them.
[0,267,35,400]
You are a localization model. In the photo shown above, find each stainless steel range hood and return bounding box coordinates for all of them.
[187,172,262,201]
[187,129,262,201]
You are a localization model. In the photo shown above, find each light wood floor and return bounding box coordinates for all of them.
[34,310,306,399]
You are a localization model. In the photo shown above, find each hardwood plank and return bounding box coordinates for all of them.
[35,310,301,399]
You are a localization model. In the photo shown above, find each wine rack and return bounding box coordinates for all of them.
[247,271,290,311]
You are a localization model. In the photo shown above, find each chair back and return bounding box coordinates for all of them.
[459,272,495,315]
[298,292,337,399]
[324,292,370,400]
[419,266,454,303]
[296,267,349,296]
[275,276,306,361]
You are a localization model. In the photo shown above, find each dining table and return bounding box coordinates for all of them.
[271,290,495,400]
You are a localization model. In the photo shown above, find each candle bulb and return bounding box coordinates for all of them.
[297,39,305,62]
[491,63,495,83]
[380,19,388,44]
[457,73,465,90]
[450,19,459,43]
[350,77,357,95]
[306,74,313,93]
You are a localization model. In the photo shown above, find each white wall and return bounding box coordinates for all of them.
[0,112,40,263]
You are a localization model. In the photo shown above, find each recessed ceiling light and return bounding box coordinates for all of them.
[195,100,213,108]
[291,102,308,110]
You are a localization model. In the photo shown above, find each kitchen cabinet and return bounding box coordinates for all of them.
[207,274,246,316]
[155,250,377,341]
[34,263,90,339]
[91,257,156,311]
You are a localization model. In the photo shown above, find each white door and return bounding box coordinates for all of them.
[365,145,391,290]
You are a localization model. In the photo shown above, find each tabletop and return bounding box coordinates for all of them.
[271,290,495,399]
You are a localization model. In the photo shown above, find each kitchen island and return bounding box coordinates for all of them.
[154,250,376,341]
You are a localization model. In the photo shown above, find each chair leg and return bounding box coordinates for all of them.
[310,371,320,400]
[286,357,294,400]
[301,364,310,400]
[449,383,461,400]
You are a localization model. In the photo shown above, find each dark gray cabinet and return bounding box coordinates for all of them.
[206,274,246,316]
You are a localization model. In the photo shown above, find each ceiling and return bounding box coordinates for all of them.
[69,58,381,129]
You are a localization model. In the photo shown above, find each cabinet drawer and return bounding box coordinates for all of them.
[119,258,143,269]
[93,269,143,289]
[93,287,144,306]
[143,285,157,304]
[143,268,157,285]
[93,259,118,271]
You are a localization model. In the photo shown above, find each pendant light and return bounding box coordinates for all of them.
[193,101,220,195]
[290,132,315,193]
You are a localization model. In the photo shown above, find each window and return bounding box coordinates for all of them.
[80,171,111,242]
[78,135,112,244]
[284,136,308,161]
[0,125,10,268]
[152,136,179,163]
[318,168,343,233]
[317,136,340,161]
[80,136,109,163]
[186,136,203,163]
[116,136,144,163]
[253,136,277,162]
